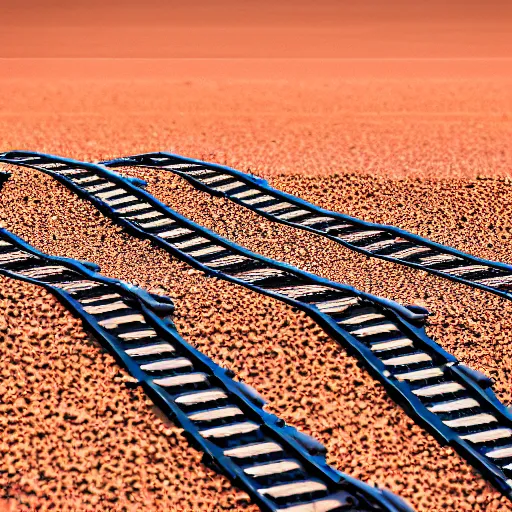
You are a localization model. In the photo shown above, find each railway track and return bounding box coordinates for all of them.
[104,152,512,303]
[1,151,512,500]
[0,218,410,512]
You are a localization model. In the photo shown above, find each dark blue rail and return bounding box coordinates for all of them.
[1,151,512,501]
[0,222,409,512]
[104,152,512,302]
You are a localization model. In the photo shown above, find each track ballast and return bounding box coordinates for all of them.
[104,152,512,303]
[0,218,411,512]
[1,151,512,500]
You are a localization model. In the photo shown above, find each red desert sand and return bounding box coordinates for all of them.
[0,56,511,511]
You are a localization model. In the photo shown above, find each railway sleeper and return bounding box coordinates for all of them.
[106,151,512,300]
[2,151,512,501]
[0,223,407,512]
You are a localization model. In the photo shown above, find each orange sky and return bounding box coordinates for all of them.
[1,0,511,58]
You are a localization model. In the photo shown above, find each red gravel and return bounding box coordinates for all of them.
[0,56,511,511]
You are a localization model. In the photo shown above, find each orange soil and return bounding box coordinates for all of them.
[0,56,511,510]
[1,58,511,179]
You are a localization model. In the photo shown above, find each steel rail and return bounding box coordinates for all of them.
[0,214,407,511]
[104,152,512,302]
[1,152,512,500]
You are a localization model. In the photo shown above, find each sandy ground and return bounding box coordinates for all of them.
[1,58,511,179]
[0,57,511,511]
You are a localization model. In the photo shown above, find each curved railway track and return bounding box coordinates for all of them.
[103,152,512,303]
[1,151,512,500]
[0,219,410,512]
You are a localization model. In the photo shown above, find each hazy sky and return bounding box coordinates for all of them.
[2,0,511,57]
